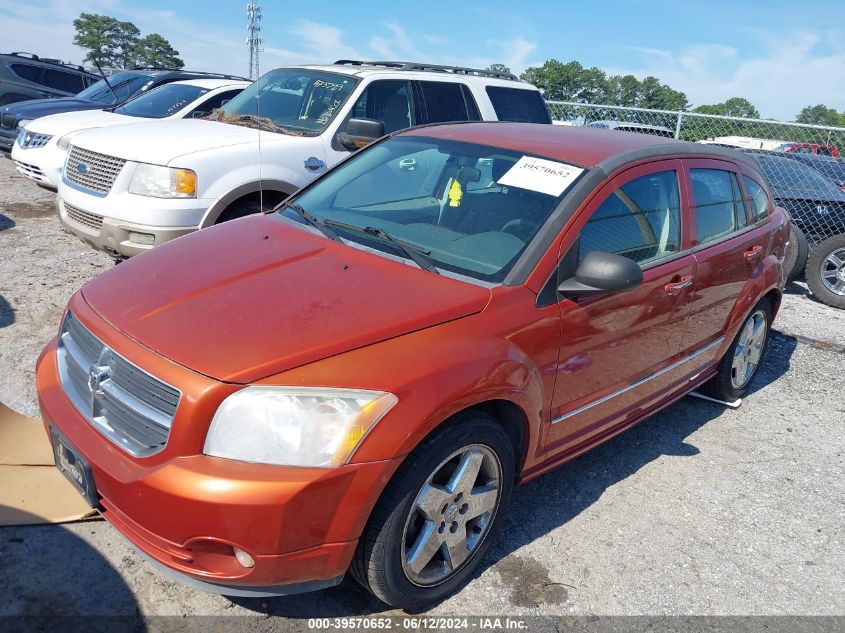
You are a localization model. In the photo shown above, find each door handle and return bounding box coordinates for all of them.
[743,245,763,261]
[398,158,416,171]
[664,274,694,295]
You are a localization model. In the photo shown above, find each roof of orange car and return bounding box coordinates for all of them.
[404,121,726,169]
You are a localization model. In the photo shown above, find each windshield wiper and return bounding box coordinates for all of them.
[323,219,440,274]
[279,201,344,243]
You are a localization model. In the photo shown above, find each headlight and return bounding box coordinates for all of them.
[204,387,398,467]
[128,163,197,198]
[17,119,31,130]
[57,130,83,151]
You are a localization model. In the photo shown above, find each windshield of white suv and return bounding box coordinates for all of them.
[112,83,208,118]
[284,136,585,282]
[211,69,359,136]
[77,72,155,105]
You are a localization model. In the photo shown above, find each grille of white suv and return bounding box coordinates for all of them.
[65,146,126,194]
[64,202,104,232]
[57,311,181,456]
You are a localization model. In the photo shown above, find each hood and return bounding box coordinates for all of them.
[1,98,103,122]
[81,215,490,383]
[25,109,135,136]
[72,118,290,164]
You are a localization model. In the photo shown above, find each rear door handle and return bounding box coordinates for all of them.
[744,245,763,261]
[664,274,694,295]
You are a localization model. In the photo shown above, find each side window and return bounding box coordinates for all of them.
[191,89,243,115]
[579,170,681,265]
[743,176,769,221]
[350,80,413,134]
[9,63,44,85]
[485,87,551,123]
[43,69,85,93]
[690,169,746,244]
[418,81,476,124]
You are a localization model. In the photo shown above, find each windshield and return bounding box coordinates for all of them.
[212,68,358,135]
[286,136,584,282]
[76,72,154,105]
[758,156,843,197]
[113,83,207,118]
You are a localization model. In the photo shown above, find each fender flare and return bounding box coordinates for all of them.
[200,179,297,227]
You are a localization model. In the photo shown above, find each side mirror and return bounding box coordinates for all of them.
[190,110,208,118]
[338,117,385,151]
[220,99,231,107]
[557,251,643,298]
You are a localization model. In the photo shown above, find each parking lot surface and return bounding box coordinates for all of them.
[0,156,842,619]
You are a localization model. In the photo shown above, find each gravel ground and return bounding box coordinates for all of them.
[0,155,843,623]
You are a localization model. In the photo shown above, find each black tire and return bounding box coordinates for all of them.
[699,298,772,402]
[351,412,515,611]
[805,233,845,310]
[783,223,809,282]
[214,198,264,224]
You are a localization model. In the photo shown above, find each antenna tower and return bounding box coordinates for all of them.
[246,3,264,80]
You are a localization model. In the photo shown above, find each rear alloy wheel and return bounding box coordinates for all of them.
[805,234,845,310]
[699,299,772,402]
[351,414,514,611]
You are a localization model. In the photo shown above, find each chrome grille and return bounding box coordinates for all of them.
[14,159,46,183]
[17,130,52,148]
[57,311,181,456]
[65,145,126,194]
[64,202,103,232]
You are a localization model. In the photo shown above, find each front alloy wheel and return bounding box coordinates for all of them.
[401,445,501,586]
[351,413,514,610]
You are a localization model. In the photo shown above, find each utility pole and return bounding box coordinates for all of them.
[246,2,264,80]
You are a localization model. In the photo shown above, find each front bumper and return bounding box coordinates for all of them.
[57,197,199,257]
[11,142,63,189]
[35,301,400,592]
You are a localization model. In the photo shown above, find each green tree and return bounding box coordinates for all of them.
[520,60,609,103]
[73,13,123,66]
[795,104,845,126]
[135,33,184,69]
[693,97,759,118]
[485,63,512,76]
[114,21,141,69]
[638,76,689,111]
[605,74,641,107]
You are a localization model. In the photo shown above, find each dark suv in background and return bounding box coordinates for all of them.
[0,67,247,151]
[0,52,99,106]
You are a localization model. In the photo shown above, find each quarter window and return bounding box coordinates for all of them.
[579,170,681,265]
[743,176,769,222]
[485,87,551,123]
[691,169,746,244]
[43,69,85,93]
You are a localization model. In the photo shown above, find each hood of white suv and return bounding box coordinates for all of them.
[25,109,136,137]
[69,119,284,164]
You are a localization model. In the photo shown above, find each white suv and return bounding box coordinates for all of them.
[12,78,249,189]
[56,61,550,258]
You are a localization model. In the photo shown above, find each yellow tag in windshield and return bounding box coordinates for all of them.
[448,180,464,207]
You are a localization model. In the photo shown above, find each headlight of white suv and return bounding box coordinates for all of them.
[57,130,84,151]
[128,163,197,198]
[204,387,398,467]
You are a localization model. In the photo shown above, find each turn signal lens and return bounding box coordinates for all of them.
[174,169,197,196]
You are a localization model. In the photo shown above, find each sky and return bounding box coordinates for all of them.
[2,0,844,121]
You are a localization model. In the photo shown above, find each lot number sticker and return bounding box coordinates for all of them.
[498,156,584,197]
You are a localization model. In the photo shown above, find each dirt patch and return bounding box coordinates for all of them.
[494,554,570,607]
[2,202,55,220]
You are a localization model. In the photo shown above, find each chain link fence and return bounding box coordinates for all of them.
[545,101,845,260]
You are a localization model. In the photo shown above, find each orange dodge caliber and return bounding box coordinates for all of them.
[37,123,788,610]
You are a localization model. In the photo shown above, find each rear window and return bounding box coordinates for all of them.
[691,169,745,244]
[418,81,480,124]
[43,68,86,93]
[485,87,551,123]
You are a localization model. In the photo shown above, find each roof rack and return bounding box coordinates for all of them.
[129,67,249,81]
[332,60,518,81]
[5,51,89,73]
